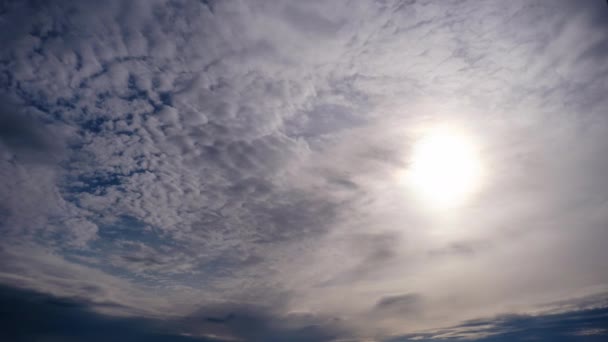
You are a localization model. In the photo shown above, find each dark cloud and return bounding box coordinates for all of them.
[176,304,347,342]
[388,305,608,342]
[4,280,606,342]
[375,293,422,312]
[0,284,346,342]
[0,97,64,162]
[0,284,217,342]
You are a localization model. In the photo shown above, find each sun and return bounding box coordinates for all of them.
[404,127,482,208]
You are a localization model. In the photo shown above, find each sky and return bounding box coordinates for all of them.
[1,0,608,341]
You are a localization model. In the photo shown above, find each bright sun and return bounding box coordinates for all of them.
[404,127,482,208]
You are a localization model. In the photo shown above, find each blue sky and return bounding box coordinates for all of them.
[1,0,607,341]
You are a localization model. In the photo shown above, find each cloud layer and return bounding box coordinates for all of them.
[1,0,607,340]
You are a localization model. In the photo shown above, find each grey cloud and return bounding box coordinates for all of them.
[0,281,351,342]
[0,283,220,342]
[2,281,606,342]
[375,293,423,315]
[287,102,368,139]
[427,242,481,258]
[0,0,344,274]
[316,232,401,288]
[0,103,92,247]
[0,97,64,162]
[176,303,347,342]
[281,3,345,37]
[388,294,608,341]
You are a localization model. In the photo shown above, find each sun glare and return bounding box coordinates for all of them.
[404,127,482,208]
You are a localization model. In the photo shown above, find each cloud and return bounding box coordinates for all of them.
[0,97,64,160]
[1,280,605,342]
[388,301,608,342]
[375,293,423,312]
[176,304,347,342]
[0,282,348,342]
[0,283,220,342]
[0,0,607,340]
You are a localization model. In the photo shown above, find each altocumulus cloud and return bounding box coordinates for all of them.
[1,0,608,341]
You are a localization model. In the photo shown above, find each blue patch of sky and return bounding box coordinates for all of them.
[14,82,53,116]
[62,168,149,201]
[159,92,172,107]
[81,117,107,134]
[64,172,123,196]
[123,74,149,103]
[94,215,167,244]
